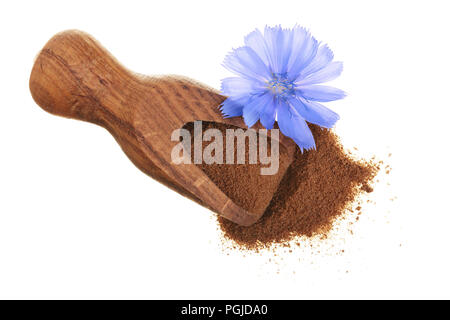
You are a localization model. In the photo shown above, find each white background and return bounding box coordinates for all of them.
[0,0,449,299]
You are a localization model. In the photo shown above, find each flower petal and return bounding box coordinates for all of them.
[244,29,272,70]
[242,94,266,127]
[223,46,272,81]
[296,61,343,86]
[262,26,280,73]
[289,97,339,128]
[300,44,334,77]
[287,26,319,80]
[296,85,346,102]
[278,28,294,75]
[220,97,245,118]
[259,94,277,129]
[263,26,293,74]
[277,101,316,151]
[221,77,265,98]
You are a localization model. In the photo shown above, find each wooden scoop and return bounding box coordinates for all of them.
[29,30,296,226]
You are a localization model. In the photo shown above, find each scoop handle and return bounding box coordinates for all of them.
[30,30,135,125]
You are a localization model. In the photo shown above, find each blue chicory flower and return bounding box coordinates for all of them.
[220,25,346,151]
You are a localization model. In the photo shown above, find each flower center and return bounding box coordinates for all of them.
[267,74,294,98]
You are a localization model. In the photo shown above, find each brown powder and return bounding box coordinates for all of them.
[186,122,379,250]
[184,121,292,218]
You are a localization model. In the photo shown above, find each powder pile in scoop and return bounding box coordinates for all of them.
[184,121,292,218]
[186,122,379,250]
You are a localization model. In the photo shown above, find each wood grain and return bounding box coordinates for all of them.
[29,30,295,226]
